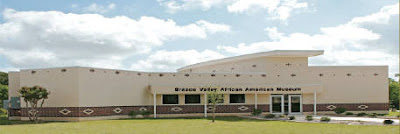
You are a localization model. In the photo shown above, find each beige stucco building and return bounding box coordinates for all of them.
[7,50,389,121]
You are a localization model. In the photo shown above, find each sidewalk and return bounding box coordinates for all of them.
[313,116,399,125]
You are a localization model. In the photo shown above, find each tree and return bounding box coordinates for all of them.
[389,78,399,110]
[0,72,8,85]
[207,89,223,123]
[19,86,50,122]
[0,85,7,108]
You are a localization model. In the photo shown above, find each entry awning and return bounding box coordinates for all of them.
[149,84,323,94]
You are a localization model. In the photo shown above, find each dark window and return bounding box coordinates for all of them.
[230,94,245,103]
[185,95,201,104]
[208,94,224,104]
[163,95,178,104]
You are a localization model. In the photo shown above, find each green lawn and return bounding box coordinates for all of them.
[386,111,400,117]
[0,116,398,134]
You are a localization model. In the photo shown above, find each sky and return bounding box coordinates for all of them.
[0,0,398,78]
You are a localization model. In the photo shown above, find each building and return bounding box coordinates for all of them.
[7,50,389,121]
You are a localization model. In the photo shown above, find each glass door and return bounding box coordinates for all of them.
[289,95,302,114]
[270,95,284,114]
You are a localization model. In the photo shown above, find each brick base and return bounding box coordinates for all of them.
[303,103,389,112]
[8,103,388,118]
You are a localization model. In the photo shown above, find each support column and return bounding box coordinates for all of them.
[204,93,207,118]
[313,90,317,116]
[254,93,258,109]
[154,92,157,118]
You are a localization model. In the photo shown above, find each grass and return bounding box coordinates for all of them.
[0,116,398,134]
[386,111,400,117]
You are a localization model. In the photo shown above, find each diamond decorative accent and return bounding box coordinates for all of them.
[326,105,336,110]
[83,109,94,115]
[207,106,215,111]
[139,107,147,111]
[113,108,122,113]
[238,106,249,111]
[59,109,71,115]
[358,105,369,110]
[171,107,183,112]
[28,109,39,115]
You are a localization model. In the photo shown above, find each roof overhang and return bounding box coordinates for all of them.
[178,50,324,72]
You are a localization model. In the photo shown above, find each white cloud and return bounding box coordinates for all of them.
[84,3,116,13]
[349,3,399,26]
[218,3,399,77]
[159,0,309,20]
[130,49,225,72]
[158,0,229,13]
[0,9,230,70]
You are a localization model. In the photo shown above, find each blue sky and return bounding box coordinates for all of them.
[0,0,398,78]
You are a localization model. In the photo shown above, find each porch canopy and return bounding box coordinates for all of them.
[149,84,322,118]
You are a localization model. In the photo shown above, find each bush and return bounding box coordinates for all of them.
[305,115,313,121]
[334,107,346,115]
[320,117,331,122]
[129,111,139,118]
[288,116,295,120]
[140,111,151,118]
[265,114,275,118]
[279,115,286,118]
[356,112,368,117]
[368,113,377,118]
[345,112,354,115]
[383,120,394,125]
[251,108,263,116]
[377,113,385,116]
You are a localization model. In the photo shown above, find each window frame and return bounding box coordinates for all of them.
[184,94,201,104]
[162,94,179,105]
[229,94,246,104]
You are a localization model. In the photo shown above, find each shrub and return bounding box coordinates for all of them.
[334,107,346,115]
[251,108,263,116]
[140,111,151,118]
[279,115,286,118]
[383,120,394,125]
[305,115,313,121]
[320,117,331,122]
[376,113,385,116]
[265,114,275,118]
[345,112,354,115]
[288,116,295,120]
[129,111,139,118]
[368,113,377,118]
[356,112,368,117]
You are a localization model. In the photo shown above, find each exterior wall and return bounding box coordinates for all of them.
[309,66,388,104]
[18,68,80,107]
[6,52,389,121]
[77,67,151,107]
[180,57,308,74]
[8,72,20,99]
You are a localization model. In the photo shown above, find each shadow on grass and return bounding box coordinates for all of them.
[0,116,65,125]
[117,116,268,122]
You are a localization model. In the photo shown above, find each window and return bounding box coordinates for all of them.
[163,95,179,104]
[208,94,224,104]
[185,95,201,104]
[230,94,245,103]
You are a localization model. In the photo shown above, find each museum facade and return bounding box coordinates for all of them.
[7,50,389,121]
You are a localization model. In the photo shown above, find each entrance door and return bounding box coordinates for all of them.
[270,95,284,114]
[289,95,302,114]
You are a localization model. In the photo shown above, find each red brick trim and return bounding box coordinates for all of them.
[10,103,388,118]
[303,103,389,112]
[9,109,21,116]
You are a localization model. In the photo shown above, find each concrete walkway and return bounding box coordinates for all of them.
[313,116,399,125]
[243,115,399,125]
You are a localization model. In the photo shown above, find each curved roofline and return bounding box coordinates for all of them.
[177,50,324,72]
